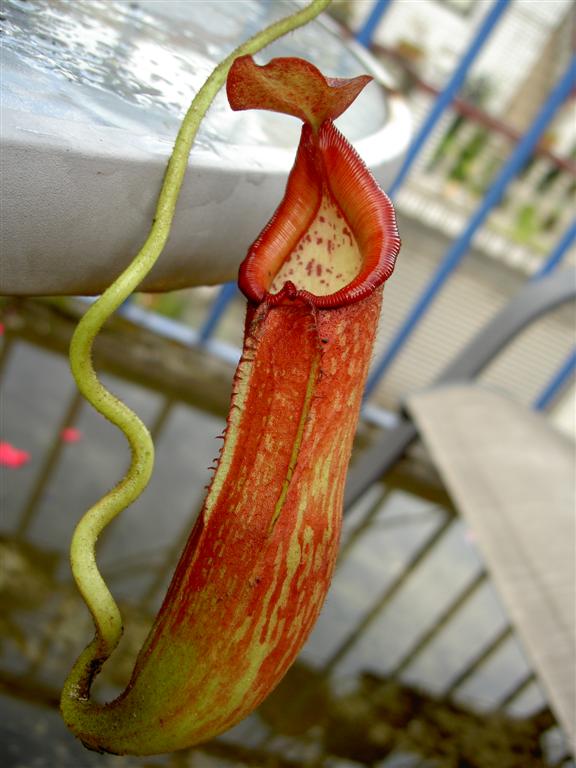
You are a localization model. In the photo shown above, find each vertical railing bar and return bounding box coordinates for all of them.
[197,282,238,344]
[365,56,576,398]
[497,672,536,709]
[533,220,576,280]
[387,0,511,199]
[322,513,453,674]
[337,484,392,566]
[443,625,514,697]
[533,346,576,411]
[16,389,84,538]
[0,333,14,379]
[149,397,175,442]
[139,496,205,610]
[391,570,487,678]
[139,540,184,610]
[355,0,394,48]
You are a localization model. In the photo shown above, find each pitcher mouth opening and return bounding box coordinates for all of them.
[238,122,401,309]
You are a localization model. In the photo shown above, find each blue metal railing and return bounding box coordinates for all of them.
[197,282,238,344]
[355,0,393,48]
[534,348,576,411]
[533,220,576,280]
[364,54,576,397]
[385,0,511,199]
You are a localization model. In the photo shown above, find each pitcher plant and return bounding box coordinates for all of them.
[61,2,400,756]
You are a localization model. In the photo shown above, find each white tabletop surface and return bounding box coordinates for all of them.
[1,0,410,295]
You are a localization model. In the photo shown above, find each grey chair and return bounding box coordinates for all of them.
[345,268,576,746]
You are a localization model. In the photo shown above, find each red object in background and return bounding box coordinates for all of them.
[61,427,83,443]
[0,441,31,468]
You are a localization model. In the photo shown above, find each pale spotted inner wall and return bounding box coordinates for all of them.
[269,190,362,296]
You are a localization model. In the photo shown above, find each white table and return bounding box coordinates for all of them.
[408,385,576,747]
[1,0,410,295]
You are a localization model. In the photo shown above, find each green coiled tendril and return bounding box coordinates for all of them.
[63,0,332,705]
